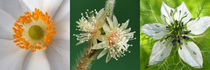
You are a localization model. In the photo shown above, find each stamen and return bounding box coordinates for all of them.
[183,36,190,40]
[12,8,56,52]
[108,32,120,46]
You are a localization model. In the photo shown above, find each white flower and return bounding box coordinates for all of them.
[75,9,105,45]
[141,2,210,68]
[0,0,70,70]
[92,16,135,62]
[75,0,115,46]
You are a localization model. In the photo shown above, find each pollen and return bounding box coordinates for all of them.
[12,8,56,52]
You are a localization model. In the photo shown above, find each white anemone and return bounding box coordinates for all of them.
[0,0,70,70]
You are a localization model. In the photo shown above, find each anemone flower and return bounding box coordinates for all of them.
[141,2,210,68]
[0,0,70,70]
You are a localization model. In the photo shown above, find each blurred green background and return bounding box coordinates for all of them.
[140,0,210,70]
[70,0,140,70]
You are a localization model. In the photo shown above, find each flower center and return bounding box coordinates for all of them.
[12,8,56,52]
[108,31,120,46]
[28,25,44,40]
[165,20,190,46]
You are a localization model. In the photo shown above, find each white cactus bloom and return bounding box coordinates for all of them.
[141,2,210,68]
[92,16,135,62]
[75,0,115,46]
[75,9,105,45]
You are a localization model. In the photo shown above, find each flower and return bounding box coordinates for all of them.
[75,0,115,46]
[141,2,210,68]
[0,0,69,70]
[75,9,106,45]
[92,16,135,62]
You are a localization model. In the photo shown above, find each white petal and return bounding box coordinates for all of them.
[112,15,118,27]
[106,53,111,63]
[174,2,191,24]
[106,17,114,29]
[46,39,70,70]
[0,10,15,39]
[178,41,203,68]
[22,0,63,16]
[0,39,28,70]
[23,50,51,70]
[98,35,105,41]
[96,8,105,20]
[187,17,210,35]
[161,2,175,25]
[141,23,167,40]
[92,41,106,49]
[0,0,26,19]
[97,49,108,59]
[149,40,172,65]
[103,23,111,33]
[53,0,70,40]
[120,20,129,29]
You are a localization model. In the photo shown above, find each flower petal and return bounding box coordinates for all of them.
[107,17,114,29]
[103,23,111,33]
[0,0,26,19]
[178,41,203,68]
[106,53,111,63]
[187,17,210,35]
[0,10,15,39]
[141,23,167,40]
[97,49,108,59]
[174,2,191,24]
[96,8,105,20]
[53,0,70,40]
[0,39,28,70]
[112,15,118,28]
[120,20,129,30]
[149,40,172,65]
[23,50,51,70]
[161,2,175,25]
[22,0,63,16]
[46,39,70,70]
[92,41,106,49]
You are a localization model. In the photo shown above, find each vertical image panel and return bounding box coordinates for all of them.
[140,0,210,70]
[70,0,140,70]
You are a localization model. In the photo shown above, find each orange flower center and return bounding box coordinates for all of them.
[12,8,56,52]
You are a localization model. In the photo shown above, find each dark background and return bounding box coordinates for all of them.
[70,0,140,70]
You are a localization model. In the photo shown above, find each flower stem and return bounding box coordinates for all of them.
[76,41,98,70]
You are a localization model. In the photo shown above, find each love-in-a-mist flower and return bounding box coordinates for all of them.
[75,0,115,46]
[92,16,135,62]
[141,2,210,68]
[0,0,69,70]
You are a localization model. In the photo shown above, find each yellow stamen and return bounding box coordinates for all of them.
[12,8,56,52]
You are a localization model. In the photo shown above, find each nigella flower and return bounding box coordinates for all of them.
[92,16,135,62]
[141,2,210,68]
[75,0,115,46]
[0,0,69,70]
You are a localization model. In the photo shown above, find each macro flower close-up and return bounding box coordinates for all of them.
[92,16,135,62]
[75,8,106,46]
[72,0,139,70]
[0,0,70,70]
[141,2,210,68]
